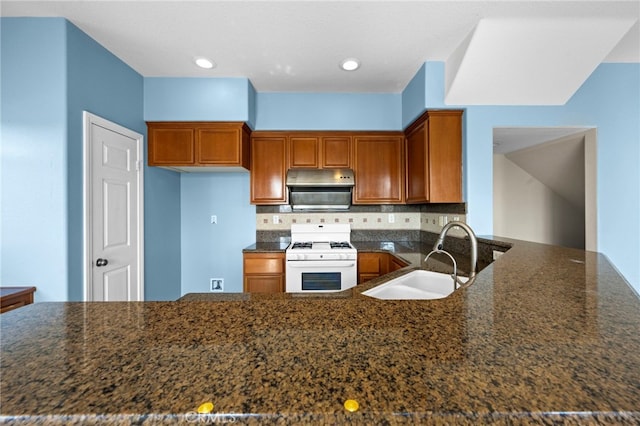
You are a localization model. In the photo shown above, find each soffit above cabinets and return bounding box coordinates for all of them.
[445,17,638,105]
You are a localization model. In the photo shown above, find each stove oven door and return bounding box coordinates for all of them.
[285,260,357,292]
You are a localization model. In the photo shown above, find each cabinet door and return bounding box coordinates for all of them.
[243,253,285,293]
[197,125,245,166]
[405,122,428,203]
[353,135,404,204]
[244,275,284,293]
[427,111,463,202]
[358,252,384,284]
[244,255,284,274]
[250,136,288,204]
[388,255,409,273]
[148,125,195,166]
[321,136,351,168]
[289,136,320,168]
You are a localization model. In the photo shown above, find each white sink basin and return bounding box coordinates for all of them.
[361,270,469,300]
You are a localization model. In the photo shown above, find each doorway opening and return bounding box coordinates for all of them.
[493,127,597,251]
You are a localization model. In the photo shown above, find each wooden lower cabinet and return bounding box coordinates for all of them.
[243,253,285,293]
[388,255,409,273]
[358,252,409,284]
[244,275,284,294]
[358,252,385,284]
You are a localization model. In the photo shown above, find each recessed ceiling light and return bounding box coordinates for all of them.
[340,58,360,71]
[195,57,215,69]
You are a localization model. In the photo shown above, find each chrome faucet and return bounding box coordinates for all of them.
[432,221,478,279]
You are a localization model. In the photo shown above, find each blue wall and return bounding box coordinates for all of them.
[255,92,401,130]
[144,167,182,300]
[1,18,182,301]
[66,23,182,301]
[180,173,255,294]
[144,78,253,122]
[66,22,144,300]
[1,19,69,302]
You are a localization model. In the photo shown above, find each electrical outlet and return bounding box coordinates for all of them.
[453,216,460,222]
[273,215,280,224]
[210,215,217,224]
[210,278,224,292]
[388,213,395,223]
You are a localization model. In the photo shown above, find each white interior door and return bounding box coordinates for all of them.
[84,112,144,301]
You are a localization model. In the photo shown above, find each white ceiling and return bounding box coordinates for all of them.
[2,1,639,104]
[493,127,590,154]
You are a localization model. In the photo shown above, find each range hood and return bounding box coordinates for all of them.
[286,168,355,211]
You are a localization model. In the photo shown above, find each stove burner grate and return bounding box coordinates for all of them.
[291,242,313,249]
[330,241,352,249]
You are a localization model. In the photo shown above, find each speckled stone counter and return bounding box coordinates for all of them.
[2,239,640,424]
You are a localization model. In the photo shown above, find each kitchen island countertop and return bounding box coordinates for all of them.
[2,238,639,424]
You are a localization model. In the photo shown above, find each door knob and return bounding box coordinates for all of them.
[96,258,109,267]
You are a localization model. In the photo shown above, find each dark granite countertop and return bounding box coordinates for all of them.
[243,237,500,276]
[2,238,640,424]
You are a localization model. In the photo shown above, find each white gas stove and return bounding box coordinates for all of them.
[285,224,357,292]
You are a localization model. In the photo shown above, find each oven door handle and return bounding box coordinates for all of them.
[287,261,356,268]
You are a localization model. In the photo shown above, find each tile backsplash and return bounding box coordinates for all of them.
[256,211,467,236]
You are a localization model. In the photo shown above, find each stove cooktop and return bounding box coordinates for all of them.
[289,241,354,251]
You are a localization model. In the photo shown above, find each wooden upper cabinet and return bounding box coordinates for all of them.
[289,134,351,169]
[147,122,250,170]
[148,126,195,165]
[197,124,250,167]
[289,136,320,168]
[321,136,351,168]
[353,134,405,204]
[250,134,288,204]
[405,110,463,203]
[428,111,463,202]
